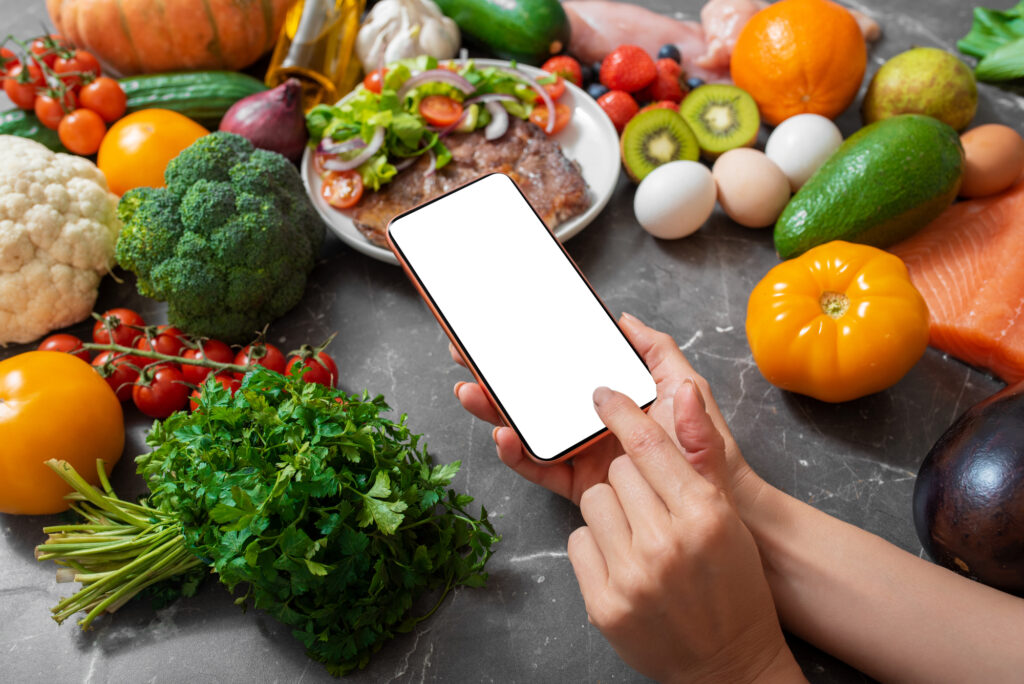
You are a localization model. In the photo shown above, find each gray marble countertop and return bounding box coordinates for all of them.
[0,1,1014,682]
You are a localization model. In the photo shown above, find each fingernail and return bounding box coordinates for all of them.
[683,378,706,411]
[492,426,501,443]
[454,381,465,398]
[593,386,614,406]
[620,311,640,325]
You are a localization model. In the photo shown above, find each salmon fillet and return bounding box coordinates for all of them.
[889,181,1024,383]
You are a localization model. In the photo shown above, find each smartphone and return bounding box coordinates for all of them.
[387,173,657,464]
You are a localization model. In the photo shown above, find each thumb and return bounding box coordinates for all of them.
[674,379,730,494]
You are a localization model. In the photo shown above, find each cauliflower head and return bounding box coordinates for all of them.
[0,136,120,344]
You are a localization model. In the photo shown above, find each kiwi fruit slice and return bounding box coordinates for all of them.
[619,109,700,182]
[678,85,760,159]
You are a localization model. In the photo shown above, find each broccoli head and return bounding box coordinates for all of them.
[116,132,326,342]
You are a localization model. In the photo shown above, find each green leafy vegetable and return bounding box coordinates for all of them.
[959,2,1024,82]
[37,369,498,676]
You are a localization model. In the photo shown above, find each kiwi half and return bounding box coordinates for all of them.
[678,85,760,159]
[619,109,700,182]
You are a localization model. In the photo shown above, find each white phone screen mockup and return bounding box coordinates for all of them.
[387,173,657,463]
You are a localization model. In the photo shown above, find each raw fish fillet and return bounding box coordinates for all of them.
[888,182,1024,383]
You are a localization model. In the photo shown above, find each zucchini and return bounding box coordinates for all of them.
[434,0,570,65]
[120,70,267,125]
[0,109,69,153]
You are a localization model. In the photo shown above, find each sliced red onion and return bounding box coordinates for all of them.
[397,69,475,100]
[394,157,417,171]
[322,125,385,171]
[491,65,554,134]
[464,93,517,106]
[484,101,509,141]
[318,136,366,155]
[424,148,436,178]
[437,109,470,138]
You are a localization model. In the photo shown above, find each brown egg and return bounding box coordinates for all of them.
[960,124,1024,198]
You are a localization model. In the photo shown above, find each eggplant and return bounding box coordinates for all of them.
[913,381,1024,596]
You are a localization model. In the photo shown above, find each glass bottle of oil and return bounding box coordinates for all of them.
[265,0,366,112]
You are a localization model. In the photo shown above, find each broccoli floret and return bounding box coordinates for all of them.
[115,132,326,342]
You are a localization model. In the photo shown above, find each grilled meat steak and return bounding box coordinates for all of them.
[350,118,591,246]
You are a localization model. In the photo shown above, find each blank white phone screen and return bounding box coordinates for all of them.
[388,173,657,461]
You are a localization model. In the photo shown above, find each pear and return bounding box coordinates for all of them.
[862,47,977,131]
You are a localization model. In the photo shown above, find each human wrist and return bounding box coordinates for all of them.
[750,641,807,684]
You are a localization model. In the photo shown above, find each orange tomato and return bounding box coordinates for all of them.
[0,352,124,514]
[745,241,929,403]
[97,108,208,196]
[730,0,866,126]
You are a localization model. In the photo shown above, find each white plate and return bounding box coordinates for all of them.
[301,58,621,265]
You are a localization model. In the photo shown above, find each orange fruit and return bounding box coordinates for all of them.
[730,0,866,126]
[98,109,208,196]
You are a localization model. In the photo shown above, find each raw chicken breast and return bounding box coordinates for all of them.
[696,0,767,71]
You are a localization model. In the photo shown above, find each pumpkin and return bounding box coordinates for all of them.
[46,0,295,76]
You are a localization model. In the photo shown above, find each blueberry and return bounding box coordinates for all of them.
[591,60,603,77]
[580,63,595,85]
[686,77,705,90]
[657,44,681,63]
[586,82,610,99]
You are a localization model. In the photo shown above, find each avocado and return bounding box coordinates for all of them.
[773,114,964,260]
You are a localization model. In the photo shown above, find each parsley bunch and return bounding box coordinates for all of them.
[38,369,498,676]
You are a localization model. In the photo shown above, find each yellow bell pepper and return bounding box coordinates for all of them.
[745,241,930,403]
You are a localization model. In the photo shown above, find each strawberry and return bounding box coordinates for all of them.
[541,55,583,87]
[637,100,679,115]
[599,45,657,93]
[597,90,639,131]
[638,58,687,103]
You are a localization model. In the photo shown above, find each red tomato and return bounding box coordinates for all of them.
[0,48,19,79]
[535,75,566,103]
[181,339,235,385]
[362,68,386,94]
[233,342,286,379]
[321,170,364,209]
[286,351,339,387]
[132,365,189,418]
[189,373,240,411]
[419,95,464,128]
[58,108,107,155]
[135,325,187,358]
[4,63,44,110]
[92,308,146,347]
[29,34,66,69]
[34,89,78,130]
[541,55,583,87]
[53,49,101,90]
[38,333,90,362]
[529,102,572,136]
[92,350,141,402]
[78,77,126,122]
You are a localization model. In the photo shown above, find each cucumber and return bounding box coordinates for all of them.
[0,110,69,153]
[120,71,267,125]
[434,0,570,65]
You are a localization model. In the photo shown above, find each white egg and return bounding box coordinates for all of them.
[712,148,791,228]
[634,161,717,239]
[764,113,843,191]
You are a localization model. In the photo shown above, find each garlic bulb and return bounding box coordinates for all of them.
[355,0,461,69]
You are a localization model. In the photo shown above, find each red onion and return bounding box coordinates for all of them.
[464,94,517,106]
[322,126,386,171]
[491,65,554,134]
[397,69,475,100]
[424,148,437,178]
[318,137,366,155]
[219,78,309,163]
[484,101,509,140]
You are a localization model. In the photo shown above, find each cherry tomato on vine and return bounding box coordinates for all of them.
[362,68,386,94]
[189,373,241,412]
[135,325,187,358]
[53,49,101,90]
[418,95,463,128]
[529,102,572,136]
[233,342,286,379]
[78,77,126,122]
[181,339,235,385]
[58,108,107,155]
[38,333,90,362]
[92,350,141,402]
[321,169,364,209]
[4,63,44,110]
[286,351,339,387]
[132,364,189,418]
[0,48,19,78]
[92,308,146,347]
[29,34,66,69]
[34,89,78,130]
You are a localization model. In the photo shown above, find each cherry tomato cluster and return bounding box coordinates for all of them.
[2,34,126,155]
[37,308,340,420]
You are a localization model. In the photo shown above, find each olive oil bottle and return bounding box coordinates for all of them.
[265,0,366,111]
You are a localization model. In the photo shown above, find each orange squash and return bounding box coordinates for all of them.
[46,0,295,75]
[730,0,866,126]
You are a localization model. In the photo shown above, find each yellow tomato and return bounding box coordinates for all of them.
[98,108,208,196]
[0,352,124,514]
[745,241,930,403]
